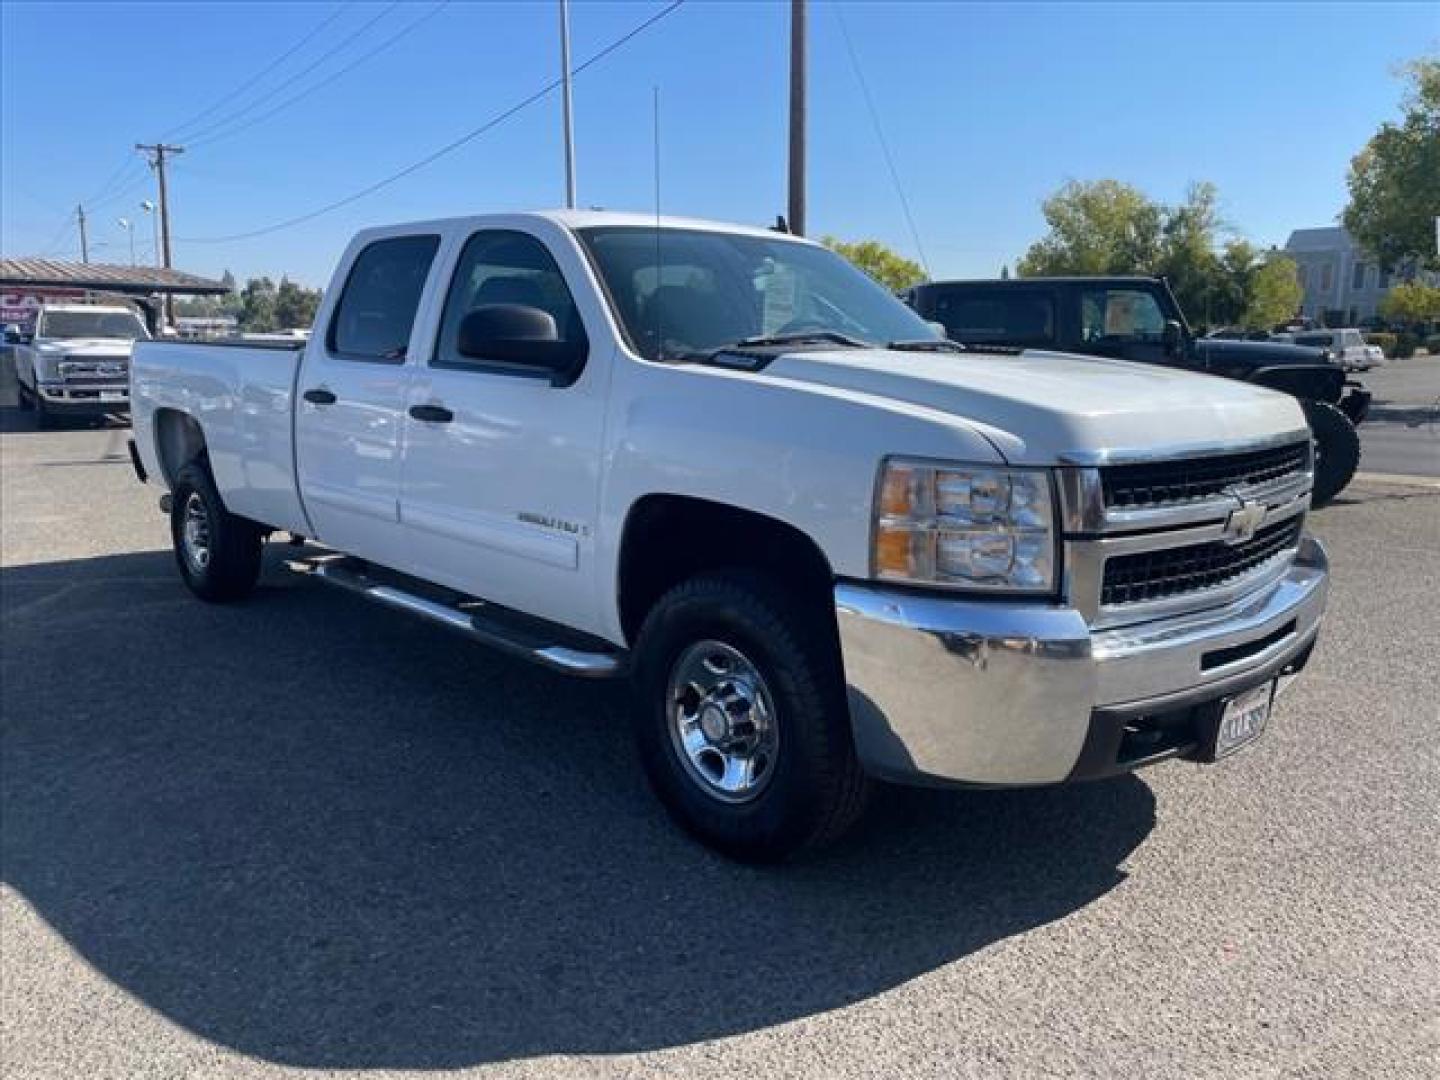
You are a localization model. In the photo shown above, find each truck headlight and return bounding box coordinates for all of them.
[872,460,1058,593]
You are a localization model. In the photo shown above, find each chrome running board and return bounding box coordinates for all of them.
[287,556,624,678]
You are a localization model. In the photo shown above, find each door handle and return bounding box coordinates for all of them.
[409,403,454,423]
[302,388,337,405]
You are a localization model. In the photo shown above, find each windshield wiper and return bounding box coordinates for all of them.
[728,331,869,350]
[887,338,965,353]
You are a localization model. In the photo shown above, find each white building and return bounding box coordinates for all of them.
[1283,226,1435,324]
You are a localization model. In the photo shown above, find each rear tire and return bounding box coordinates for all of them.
[170,461,264,602]
[1303,399,1361,507]
[631,570,868,862]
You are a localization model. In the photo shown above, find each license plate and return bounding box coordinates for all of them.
[100,391,126,402]
[1213,681,1274,759]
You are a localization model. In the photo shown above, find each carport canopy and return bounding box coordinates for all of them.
[1,258,229,332]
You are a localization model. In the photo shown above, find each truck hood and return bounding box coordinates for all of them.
[1193,338,1332,367]
[760,347,1307,465]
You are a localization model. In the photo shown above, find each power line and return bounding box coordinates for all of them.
[164,3,349,141]
[832,2,931,278]
[176,2,403,147]
[179,0,687,245]
[83,156,145,207]
[188,1,451,151]
[87,169,156,214]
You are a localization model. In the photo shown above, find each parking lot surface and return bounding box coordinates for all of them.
[1357,353,1440,478]
[2,372,1438,1078]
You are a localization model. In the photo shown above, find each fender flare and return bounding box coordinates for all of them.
[1244,364,1344,404]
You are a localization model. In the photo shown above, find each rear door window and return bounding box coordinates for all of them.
[931,290,1056,346]
[328,234,440,361]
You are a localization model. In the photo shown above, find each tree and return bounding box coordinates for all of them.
[1013,179,1310,330]
[1380,280,1440,324]
[274,276,322,329]
[1342,58,1440,270]
[238,277,278,332]
[821,236,926,292]
[1242,255,1303,329]
[1016,179,1162,276]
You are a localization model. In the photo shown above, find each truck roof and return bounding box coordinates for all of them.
[39,303,139,314]
[917,276,1162,288]
[351,209,812,245]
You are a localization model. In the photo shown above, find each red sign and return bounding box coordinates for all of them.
[0,289,86,332]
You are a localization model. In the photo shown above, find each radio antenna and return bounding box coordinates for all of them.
[652,85,663,361]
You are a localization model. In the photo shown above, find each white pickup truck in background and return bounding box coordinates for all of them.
[130,211,1330,860]
[9,303,149,426]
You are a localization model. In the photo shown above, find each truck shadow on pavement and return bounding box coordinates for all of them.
[1,549,1156,1069]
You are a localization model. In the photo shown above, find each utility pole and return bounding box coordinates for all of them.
[787,0,806,236]
[76,205,89,263]
[559,0,577,208]
[136,142,184,324]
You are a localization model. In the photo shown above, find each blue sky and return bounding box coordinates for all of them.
[2,1,1436,287]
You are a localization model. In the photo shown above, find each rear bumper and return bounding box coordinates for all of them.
[835,536,1329,787]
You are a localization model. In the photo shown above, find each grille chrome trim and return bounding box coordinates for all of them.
[1100,441,1310,510]
[1055,428,1312,467]
[1064,491,1309,627]
[1101,517,1303,607]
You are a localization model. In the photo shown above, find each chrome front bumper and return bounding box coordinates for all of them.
[835,535,1329,787]
[36,381,130,406]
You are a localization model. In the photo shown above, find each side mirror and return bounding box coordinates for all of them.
[2,324,21,344]
[456,304,584,385]
[1162,319,1183,356]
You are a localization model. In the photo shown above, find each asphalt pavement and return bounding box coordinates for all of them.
[2,374,1438,1079]
[1356,353,1440,478]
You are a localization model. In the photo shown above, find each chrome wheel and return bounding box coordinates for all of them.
[666,639,779,803]
[181,491,212,573]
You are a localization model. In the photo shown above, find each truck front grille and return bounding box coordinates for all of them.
[59,359,129,385]
[1100,441,1310,509]
[1101,517,1303,607]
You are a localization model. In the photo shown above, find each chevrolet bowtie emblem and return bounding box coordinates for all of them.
[1221,498,1266,545]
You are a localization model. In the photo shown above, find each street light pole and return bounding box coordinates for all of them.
[141,201,160,267]
[559,0,577,208]
[117,218,135,265]
[787,0,806,236]
[76,205,89,263]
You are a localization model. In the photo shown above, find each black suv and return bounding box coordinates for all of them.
[902,276,1370,505]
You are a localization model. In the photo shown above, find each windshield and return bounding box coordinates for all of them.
[576,226,935,361]
[38,309,150,341]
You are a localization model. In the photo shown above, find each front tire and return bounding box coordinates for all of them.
[631,571,868,862]
[1303,399,1361,507]
[170,461,264,602]
[33,393,55,429]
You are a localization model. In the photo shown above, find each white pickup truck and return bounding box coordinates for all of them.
[130,211,1330,860]
[10,303,149,426]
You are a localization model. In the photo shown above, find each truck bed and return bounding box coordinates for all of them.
[131,338,311,536]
